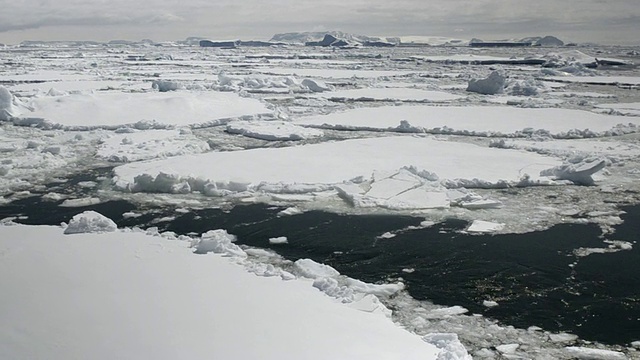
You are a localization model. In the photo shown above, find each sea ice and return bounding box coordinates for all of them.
[12,91,272,129]
[112,136,565,209]
[295,106,640,138]
[0,224,449,360]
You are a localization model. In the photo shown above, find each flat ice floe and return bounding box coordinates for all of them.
[314,88,464,102]
[295,105,640,137]
[113,136,565,210]
[0,223,453,360]
[11,90,271,129]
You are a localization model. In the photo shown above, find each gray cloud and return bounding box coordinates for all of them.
[0,0,638,44]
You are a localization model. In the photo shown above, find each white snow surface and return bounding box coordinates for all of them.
[13,91,271,128]
[0,223,453,360]
[295,105,640,137]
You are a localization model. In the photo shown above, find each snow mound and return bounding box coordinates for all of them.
[467,71,506,95]
[63,211,117,234]
[192,229,246,257]
[301,78,331,92]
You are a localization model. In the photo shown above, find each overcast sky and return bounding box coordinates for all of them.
[0,0,638,44]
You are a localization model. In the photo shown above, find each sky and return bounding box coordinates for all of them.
[0,0,639,45]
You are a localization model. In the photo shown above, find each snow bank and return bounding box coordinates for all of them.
[63,211,117,234]
[226,120,324,140]
[0,224,447,360]
[295,106,640,138]
[14,91,272,129]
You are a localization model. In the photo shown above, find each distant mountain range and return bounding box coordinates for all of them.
[9,32,567,48]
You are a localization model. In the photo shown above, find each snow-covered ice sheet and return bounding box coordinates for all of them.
[13,91,272,128]
[0,223,451,360]
[113,136,563,201]
[295,105,640,137]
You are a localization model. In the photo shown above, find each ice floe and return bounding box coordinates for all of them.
[8,90,272,129]
[295,105,640,138]
[0,223,460,360]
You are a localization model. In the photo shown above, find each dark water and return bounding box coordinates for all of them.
[2,186,639,346]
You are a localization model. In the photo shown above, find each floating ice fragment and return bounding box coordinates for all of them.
[294,258,340,279]
[424,306,468,319]
[496,344,520,354]
[564,346,627,360]
[278,207,303,216]
[467,220,505,233]
[540,159,606,185]
[549,333,579,343]
[422,333,473,360]
[63,211,117,234]
[269,236,288,244]
[59,197,103,207]
[482,300,499,308]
